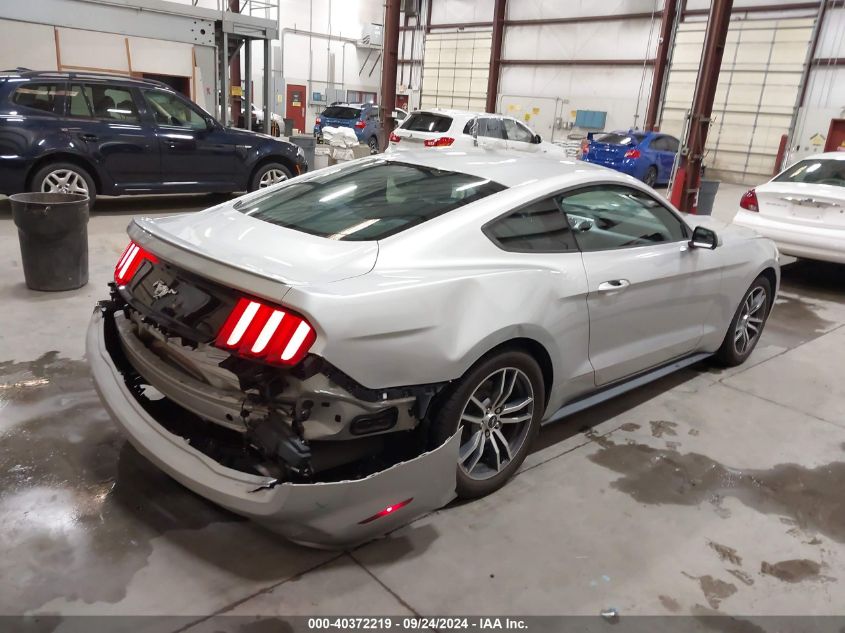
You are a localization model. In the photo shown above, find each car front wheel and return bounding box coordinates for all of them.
[714,275,772,366]
[368,136,379,154]
[430,350,544,499]
[250,162,292,191]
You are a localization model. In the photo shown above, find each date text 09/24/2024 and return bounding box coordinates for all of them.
[307,618,529,630]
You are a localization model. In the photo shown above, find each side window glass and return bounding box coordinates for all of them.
[465,117,506,140]
[665,137,680,153]
[504,119,535,143]
[485,198,578,253]
[67,84,93,118]
[650,136,667,151]
[143,90,206,129]
[85,85,139,122]
[12,83,60,114]
[559,186,687,252]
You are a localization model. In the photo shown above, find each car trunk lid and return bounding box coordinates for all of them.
[755,182,845,229]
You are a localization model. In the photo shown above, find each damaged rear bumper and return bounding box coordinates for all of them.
[86,306,459,548]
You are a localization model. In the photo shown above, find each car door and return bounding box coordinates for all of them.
[140,88,237,191]
[64,83,158,190]
[650,135,677,183]
[558,184,722,386]
[502,117,540,153]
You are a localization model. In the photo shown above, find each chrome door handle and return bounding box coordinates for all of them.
[597,279,630,292]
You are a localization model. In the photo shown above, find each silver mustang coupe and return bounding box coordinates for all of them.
[88,149,779,547]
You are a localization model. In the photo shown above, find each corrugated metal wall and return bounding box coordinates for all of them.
[420,29,492,111]
[661,17,814,184]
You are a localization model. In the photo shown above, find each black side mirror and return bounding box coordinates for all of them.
[533,134,542,144]
[690,225,718,249]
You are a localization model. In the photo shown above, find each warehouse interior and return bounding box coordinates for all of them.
[1,0,845,628]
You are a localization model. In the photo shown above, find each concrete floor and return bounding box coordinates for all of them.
[1,182,845,623]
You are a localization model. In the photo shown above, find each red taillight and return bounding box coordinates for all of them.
[354,120,366,129]
[423,136,455,147]
[358,498,414,524]
[114,241,158,286]
[740,188,759,212]
[315,117,321,126]
[389,132,401,143]
[624,149,641,159]
[215,297,316,366]
[580,140,590,156]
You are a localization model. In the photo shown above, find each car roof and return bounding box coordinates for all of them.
[381,147,614,188]
[0,68,171,90]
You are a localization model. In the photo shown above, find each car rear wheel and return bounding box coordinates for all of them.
[429,350,544,499]
[714,275,772,367]
[250,162,292,191]
[368,136,379,154]
[31,162,96,207]
[643,166,658,187]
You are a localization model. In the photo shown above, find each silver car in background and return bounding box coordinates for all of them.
[88,149,779,547]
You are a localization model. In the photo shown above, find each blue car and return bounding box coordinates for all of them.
[314,103,383,153]
[581,130,679,187]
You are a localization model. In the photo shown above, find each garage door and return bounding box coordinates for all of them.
[420,29,491,111]
[660,17,814,185]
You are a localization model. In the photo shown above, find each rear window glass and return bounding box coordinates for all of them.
[321,106,361,119]
[237,159,506,241]
[775,159,845,188]
[401,113,452,133]
[12,83,61,114]
[595,133,644,145]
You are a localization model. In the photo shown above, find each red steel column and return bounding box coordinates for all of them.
[645,0,678,131]
[671,0,733,212]
[380,0,401,147]
[486,0,507,113]
[229,0,241,125]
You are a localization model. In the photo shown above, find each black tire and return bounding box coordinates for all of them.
[30,162,96,208]
[368,136,379,154]
[714,275,773,367]
[429,349,545,499]
[249,162,292,192]
[643,166,658,187]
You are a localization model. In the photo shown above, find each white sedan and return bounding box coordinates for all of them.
[734,151,845,264]
[387,109,567,157]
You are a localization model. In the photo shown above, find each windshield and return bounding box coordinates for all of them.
[321,106,361,120]
[595,133,644,146]
[237,159,506,241]
[775,159,845,188]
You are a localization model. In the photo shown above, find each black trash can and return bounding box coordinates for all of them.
[10,192,90,291]
[697,179,720,216]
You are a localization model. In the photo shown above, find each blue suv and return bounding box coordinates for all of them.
[581,130,680,187]
[314,103,383,153]
[0,70,308,205]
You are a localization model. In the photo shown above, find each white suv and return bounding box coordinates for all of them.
[387,109,567,157]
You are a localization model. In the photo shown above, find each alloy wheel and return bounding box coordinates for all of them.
[734,286,767,355]
[41,169,89,196]
[644,167,657,187]
[458,367,535,480]
[259,168,288,188]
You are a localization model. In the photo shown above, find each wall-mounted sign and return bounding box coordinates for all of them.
[809,133,825,146]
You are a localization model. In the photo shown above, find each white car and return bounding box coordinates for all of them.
[387,109,567,157]
[88,149,778,547]
[734,151,845,264]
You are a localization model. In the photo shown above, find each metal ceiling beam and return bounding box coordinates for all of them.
[671,0,734,213]
[486,0,507,113]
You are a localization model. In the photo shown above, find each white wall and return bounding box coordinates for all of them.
[790,5,845,163]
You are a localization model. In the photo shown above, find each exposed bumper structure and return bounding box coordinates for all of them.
[87,306,459,548]
[734,209,845,265]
